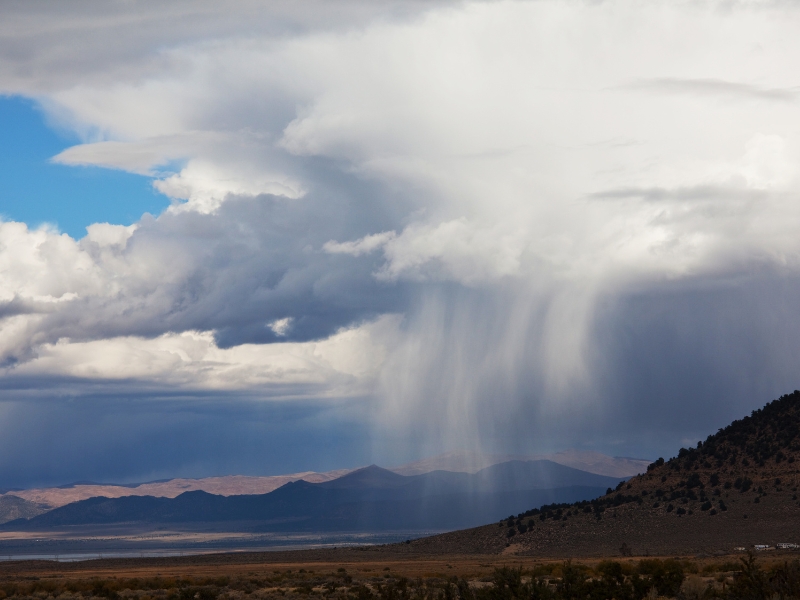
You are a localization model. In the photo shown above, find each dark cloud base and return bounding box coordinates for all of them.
[2,272,799,488]
[0,397,370,489]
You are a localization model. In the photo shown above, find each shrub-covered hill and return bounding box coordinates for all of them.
[395,391,800,557]
[668,389,800,471]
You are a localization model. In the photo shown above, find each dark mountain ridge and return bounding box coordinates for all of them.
[1,460,625,532]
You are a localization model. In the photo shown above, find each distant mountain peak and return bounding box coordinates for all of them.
[390,449,649,478]
[321,464,407,489]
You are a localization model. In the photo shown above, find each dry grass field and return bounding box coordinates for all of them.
[1,547,799,600]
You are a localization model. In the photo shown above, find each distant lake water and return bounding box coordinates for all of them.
[0,530,443,562]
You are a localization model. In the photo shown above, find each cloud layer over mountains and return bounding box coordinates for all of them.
[1,0,800,485]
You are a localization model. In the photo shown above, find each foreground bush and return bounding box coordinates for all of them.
[3,554,800,600]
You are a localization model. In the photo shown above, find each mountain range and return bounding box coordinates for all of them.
[1,459,625,532]
[0,450,648,516]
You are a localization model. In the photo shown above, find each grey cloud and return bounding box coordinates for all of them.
[617,78,800,102]
[591,184,770,203]
[0,372,335,402]
[586,274,800,451]
[0,297,38,320]
[16,166,414,357]
[0,0,455,93]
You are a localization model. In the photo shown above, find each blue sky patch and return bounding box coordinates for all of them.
[0,96,168,239]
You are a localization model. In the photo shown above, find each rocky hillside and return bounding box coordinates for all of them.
[0,495,48,524]
[399,390,800,557]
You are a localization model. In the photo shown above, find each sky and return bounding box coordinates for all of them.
[1,0,800,488]
[0,96,168,237]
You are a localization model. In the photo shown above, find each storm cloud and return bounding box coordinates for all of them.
[1,0,800,485]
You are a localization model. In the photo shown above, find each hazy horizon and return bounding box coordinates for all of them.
[0,448,650,494]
